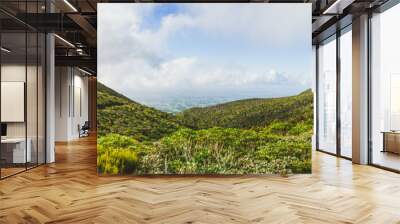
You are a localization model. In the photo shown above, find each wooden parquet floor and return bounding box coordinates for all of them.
[1,136,400,224]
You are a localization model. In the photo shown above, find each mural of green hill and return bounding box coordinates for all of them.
[97,82,181,141]
[97,82,313,175]
[176,90,313,130]
[97,82,134,108]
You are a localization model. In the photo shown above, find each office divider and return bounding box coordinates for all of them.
[0,1,47,179]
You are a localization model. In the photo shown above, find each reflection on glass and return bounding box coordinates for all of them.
[390,75,400,130]
[340,29,352,158]
[371,3,400,171]
[38,33,46,165]
[27,32,38,169]
[1,32,27,177]
[0,1,47,179]
[318,37,337,154]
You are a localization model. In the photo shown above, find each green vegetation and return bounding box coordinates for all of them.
[97,82,180,141]
[97,82,313,175]
[176,90,313,130]
[97,82,133,109]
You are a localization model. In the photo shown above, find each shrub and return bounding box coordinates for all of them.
[97,125,312,175]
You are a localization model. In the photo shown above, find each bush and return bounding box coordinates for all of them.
[97,134,140,174]
[97,146,138,174]
[97,126,312,175]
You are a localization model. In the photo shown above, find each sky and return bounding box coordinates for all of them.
[98,3,312,103]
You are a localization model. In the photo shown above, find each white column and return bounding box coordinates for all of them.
[352,14,369,164]
[46,32,55,163]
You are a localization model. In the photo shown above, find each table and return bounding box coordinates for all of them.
[381,131,400,154]
[1,138,32,164]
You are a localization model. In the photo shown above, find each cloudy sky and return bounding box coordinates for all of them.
[98,3,312,103]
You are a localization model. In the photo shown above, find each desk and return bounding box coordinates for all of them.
[1,138,31,164]
[381,131,400,154]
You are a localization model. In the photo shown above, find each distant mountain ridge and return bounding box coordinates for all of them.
[176,89,313,129]
[97,82,313,140]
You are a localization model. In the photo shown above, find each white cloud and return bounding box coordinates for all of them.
[98,4,312,100]
[183,4,310,46]
[100,55,304,99]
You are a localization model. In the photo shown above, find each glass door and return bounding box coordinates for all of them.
[317,35,337,154]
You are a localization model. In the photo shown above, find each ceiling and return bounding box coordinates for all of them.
[0,0,393,75]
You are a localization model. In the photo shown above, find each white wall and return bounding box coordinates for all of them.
[55,67,89,141]
[55,66,69,141]
[1,63,46,164]
[72,72,89,138]
[1,65,27,139]
[1,65,37,137]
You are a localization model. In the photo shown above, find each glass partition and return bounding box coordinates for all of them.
[27,31,38,169]
[0,2,46,179]
[339,28,352,158]
[38,32,46,165]
[317,36,337,154]
[1,31,28,177]
[371,4,400,171]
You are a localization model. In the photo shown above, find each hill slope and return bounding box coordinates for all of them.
[176,89,313,129]
[97,82,134,109]
[97,82,180,141]
[97,83,313,174]
[97,82,313,139]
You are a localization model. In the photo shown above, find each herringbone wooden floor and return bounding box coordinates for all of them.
[1,136,400,224]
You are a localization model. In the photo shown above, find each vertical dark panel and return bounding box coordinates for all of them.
[60,69,62,117]
[25,0,28,171]
[44,0,48,164]
[69,85,71,117]
[367,11,373,165]
[316,45,320,150]
[36,0,39,167]
[72,68,75,118]
[0,22,2,180]
[336,30,341,157]
[80,88,82,117]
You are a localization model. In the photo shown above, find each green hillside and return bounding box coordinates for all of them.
[97,82,313,175]
[97,82,134,109]
[97,82,180,141]
[177,90,313,130]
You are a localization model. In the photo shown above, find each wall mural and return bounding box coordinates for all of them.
[97,3,313,175]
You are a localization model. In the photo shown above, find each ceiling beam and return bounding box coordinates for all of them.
[67,13,97,39]
[323,0,356,14]
[55,55,96,73]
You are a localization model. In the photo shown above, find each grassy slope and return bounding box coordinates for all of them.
[97,83,313,174]
[97,81,313,139]
[97,82,180,141]
[176,89,313,129]
[97,82,134,106]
